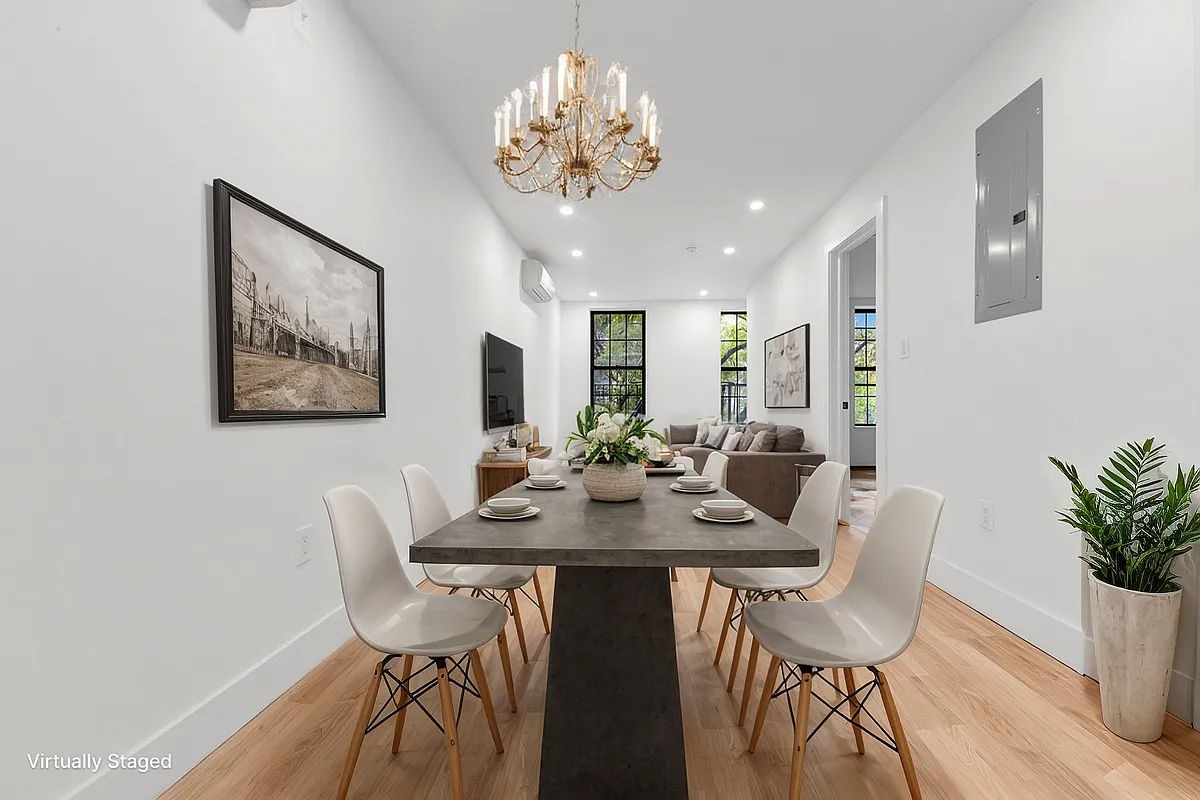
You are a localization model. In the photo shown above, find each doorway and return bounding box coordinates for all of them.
[826,200,887,530]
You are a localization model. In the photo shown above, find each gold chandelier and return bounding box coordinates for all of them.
[492,0,661,200]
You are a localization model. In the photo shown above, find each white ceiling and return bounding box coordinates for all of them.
[346,0,1031,301]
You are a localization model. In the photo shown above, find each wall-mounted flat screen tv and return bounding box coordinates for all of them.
[484,333,525,432]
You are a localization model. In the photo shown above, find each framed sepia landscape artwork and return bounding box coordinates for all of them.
[764,323,810,408]
[213,180,385,422]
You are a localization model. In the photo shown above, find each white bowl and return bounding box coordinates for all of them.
[678,475,713,488]
[487,497,532,515]
[528,473,561,485]
[701,499,747,520]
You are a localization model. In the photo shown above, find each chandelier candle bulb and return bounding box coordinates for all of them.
[541,67,551,117]
[502,98,512,141]
[528,80,538,119]
[638,93,650,136]
[494,109,503,148]
[557,53,567,104]
[511,89,523,129]
[618,69,628,113]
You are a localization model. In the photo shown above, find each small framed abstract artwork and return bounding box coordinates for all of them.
[764,323,810,409]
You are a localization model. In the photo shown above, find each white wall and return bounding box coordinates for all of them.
[748,0,1197,719]
[1,2,559,799]
[559,300,743,444]
[847,237,877,467]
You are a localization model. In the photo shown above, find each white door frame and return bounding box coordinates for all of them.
[826,197,889,508]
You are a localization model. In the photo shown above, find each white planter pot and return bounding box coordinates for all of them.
[1088,572,1182,742]
[582,462,646,502]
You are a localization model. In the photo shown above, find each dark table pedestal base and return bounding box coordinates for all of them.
[539,566,688,799]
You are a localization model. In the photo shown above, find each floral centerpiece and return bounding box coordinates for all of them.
[566,405,665,501]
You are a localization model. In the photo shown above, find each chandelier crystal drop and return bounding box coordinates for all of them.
[492,0,661,200]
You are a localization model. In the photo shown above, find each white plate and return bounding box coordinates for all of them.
[479,506,541,520]
[670,483,717,494]
[525,480,567,490]
[692,508,755,524]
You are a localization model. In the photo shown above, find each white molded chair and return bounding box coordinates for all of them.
[701,450,730,488]
[526,457,562,476]
[702,461,849,697]
[323,485,517,800]
[742,486,945,800]
[401,464,550,663]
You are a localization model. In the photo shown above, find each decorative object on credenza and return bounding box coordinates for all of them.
[212,180,385,422]
[764,323,810,408]
[492,0,661,199]
[566,404,665,502]
[1049,439,1200,743]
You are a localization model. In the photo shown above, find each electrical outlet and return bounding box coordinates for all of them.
[296,525,312,566]
[899,336,910,359]
[980,501,996,532]
[292,3,312,42]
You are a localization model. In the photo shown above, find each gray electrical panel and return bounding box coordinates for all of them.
[975,79,1042,323]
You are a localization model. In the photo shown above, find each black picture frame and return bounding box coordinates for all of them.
[763,323,810,409]
[213,179,386,422]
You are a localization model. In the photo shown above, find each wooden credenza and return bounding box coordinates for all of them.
[476,446,554,505]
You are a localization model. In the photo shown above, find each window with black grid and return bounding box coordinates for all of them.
[720,311,748,423]
[591,311,646,414]
[853,308,877,425]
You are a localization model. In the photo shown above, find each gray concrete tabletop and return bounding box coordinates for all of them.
[410,468,819,568]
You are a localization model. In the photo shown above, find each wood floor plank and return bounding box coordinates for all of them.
[160,528,1200,800]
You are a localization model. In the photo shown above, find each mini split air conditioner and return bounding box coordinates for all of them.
[520,259,556,303]
[245,1,299,7]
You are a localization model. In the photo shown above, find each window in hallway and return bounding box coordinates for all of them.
[720,311,748,423]
[591,311,646,414]
[853,308,877,425]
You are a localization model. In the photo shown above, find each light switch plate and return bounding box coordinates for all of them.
[899,336,910,359]
[980,501,996,532]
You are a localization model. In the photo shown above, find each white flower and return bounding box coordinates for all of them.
[586,429,598,441]
[597,422,622,443]
[596,411,612,426]
[611,412,627,427]
[640,435,660,457]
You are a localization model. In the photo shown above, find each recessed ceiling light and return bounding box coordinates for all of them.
[699,289,709,297]
[589,291,598,297]
[723,246,736,255]
[748,199,765,211]
[559,204,574,216]
[571,248,584,258]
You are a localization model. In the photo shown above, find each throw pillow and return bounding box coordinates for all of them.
[693,416,718,445]
[736,430,754,451]
[774,425,806,453]
[746,421,777,437]
[721,431,742,452]
[747,429,777,452]
[704,424,728,449]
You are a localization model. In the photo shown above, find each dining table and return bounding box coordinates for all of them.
[409,466,819,800]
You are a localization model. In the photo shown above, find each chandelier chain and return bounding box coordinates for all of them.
[573,0,581,52]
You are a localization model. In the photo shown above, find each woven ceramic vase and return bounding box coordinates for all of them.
[582,462,647,502]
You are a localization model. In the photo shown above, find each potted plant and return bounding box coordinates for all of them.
[566,405,665,502]
[1050,439,1200,742]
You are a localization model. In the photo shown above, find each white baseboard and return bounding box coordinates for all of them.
[928,555,1091,671]
[60,607,352,800]
[929,555,1195,724]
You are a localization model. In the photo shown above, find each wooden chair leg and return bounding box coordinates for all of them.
[508,588,530,663]
[738,636,761,726]
[696,571,714,632]
[435,659,465,800]
[532,571,551,634]
[832,667,842,694]
[877,669,922,800]
[390,654,414,754]
[843,667,865,754]
[747,655,781,752]
[671,566,679,582]
[788,671,814,800]
[726,613,748,692]
[469,648,504,754]
[714,590,739,666]
[336,661,383,800]
[496,628,518,712]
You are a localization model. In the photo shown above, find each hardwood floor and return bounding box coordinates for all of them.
[161,529,1200,799]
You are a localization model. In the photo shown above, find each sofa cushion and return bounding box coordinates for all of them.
[747,429,776,451]
[736,430,754,451]
[774,424,806,453]
[721,431,743,451]
[669,424,698,446]
[746,421,776,437]
[693,416,718,445]
[704,424,729,448]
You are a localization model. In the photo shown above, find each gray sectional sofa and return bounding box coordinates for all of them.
[665,422,825,519]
